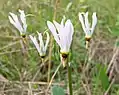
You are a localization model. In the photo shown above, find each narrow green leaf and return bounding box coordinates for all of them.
[96,64,109,91]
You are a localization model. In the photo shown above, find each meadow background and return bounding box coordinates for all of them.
[0,0,119,95]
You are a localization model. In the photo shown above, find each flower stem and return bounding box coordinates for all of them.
[68,62,73,95]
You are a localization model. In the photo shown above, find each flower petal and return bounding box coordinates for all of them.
[29,35,41,55]
[63,19,74,52]
[9,12,23,34]
[44,32,50,52]
[84,12,90,35]
[53,20,61,34]
[78,12,87,35]
[91,12,97,34]
[68,20,74,47]
[37,32,45,55]
[19,10,27,32]
[47,21,60,46]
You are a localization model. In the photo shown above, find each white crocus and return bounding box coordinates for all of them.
[47,18,74,67]
[8,10,27,37]
[79,12,97,39]
[29,32,50,57]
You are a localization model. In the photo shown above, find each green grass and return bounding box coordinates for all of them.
[0,0,119,95]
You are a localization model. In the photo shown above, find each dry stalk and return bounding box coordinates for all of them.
[0,48,35,56]
[46,63,61,93]
[106,38,119,74]
[28,82,33,95]
[47,0,60,83]
[81,80,91,95]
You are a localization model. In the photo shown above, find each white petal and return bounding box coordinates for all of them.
[64,19,74,52]
[64,20,71,46]
[29,35,41,54]
[19,10,25,22]
[60,19,74,53]
[65,19,74,36]
[8,16,17,28]
[68,20,74,47]
[9,12,23,34]
[37,32,45,55]
[47,21,60,46]
[84,12,90,33]
[53,20,61,34]
[44,32,50,52]
[59,16,66,37]
[60,34,68,53]
[78,12,87,35]
[69,20,74,37]
[91,12,97,34]
[19,10,27,32]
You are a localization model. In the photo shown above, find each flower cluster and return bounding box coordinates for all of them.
[8,9,97,66]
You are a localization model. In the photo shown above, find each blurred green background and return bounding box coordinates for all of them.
[0,0,119,95]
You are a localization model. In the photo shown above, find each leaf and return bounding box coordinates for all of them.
[66,2,72,12]
[51,86,65,95]
[110,27,119,36]
[96,64,109,91]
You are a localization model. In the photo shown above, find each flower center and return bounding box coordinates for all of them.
[61,52,69,59]
[21,34,26,38]
[41,55,45,58]
[85,37,91,42]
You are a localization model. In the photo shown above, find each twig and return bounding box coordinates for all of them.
[0,48,35,56]
[28,82,32,95]
[0,40,20,51]
[106,38,119,74]
[81,80,90,95]
[0,35,21,39]
[1,80,64,86]
[46,63,62,92]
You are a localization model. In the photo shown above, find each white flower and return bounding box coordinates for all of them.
[47,18,74,54]
[78,12,97,39]
[47,18,74,67]
[29,32,50,57]
[8,10,27,36]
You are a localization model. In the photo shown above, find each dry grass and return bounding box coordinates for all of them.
[0,0,119,95]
